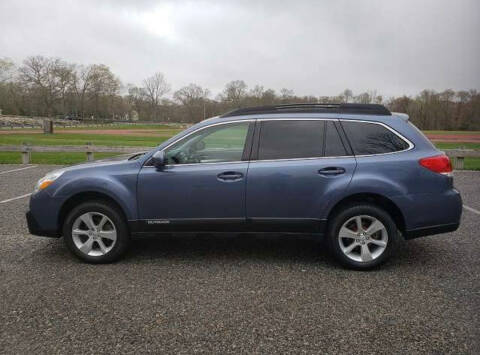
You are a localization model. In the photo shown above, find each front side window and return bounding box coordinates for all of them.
[341,121,410,155]
[258,120,325,160]
[164,122,250,165]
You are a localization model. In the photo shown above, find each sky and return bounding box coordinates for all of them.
[0,0,479,98]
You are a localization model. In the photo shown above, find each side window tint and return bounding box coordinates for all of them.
[325,121,347,156]
[341,121,409,155]
[164,122,250,164]
[258,120,325,160]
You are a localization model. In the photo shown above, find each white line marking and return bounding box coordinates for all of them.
[0,193,32,204]
[0,165,37,175]
[463,205,480,215]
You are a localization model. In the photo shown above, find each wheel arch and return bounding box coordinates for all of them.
[326,193,406,234]
[58,191,129,232]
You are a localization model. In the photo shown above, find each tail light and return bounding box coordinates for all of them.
[419,155,453,176]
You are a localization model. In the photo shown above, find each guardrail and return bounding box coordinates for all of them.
[0,144,152,164]
[444,149,480,169]
[0,145,478,168]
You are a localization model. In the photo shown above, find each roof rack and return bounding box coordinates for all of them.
[220,103,391,117]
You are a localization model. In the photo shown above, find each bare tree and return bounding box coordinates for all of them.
[220,80,247,106]
[74,65,95,118]
[342,89,353,103]
[142,72,170,120]
[174,83,210,122]
[18,56,74,116]
[88,64,121,118]
[0,58,15,83]
[280,88,294,102]
[1,55,480,129]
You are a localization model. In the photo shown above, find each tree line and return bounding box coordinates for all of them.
[0,56,478,130]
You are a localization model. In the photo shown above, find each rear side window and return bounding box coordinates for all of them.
[341,121,409,155]
[258,120,324,160]
[325,121,348,156]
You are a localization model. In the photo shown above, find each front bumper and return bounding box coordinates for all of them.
[26,211,60,238]
[26,190,64,238]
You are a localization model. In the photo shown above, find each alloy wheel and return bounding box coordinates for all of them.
[338,215,388,263]
[71,212,117,257]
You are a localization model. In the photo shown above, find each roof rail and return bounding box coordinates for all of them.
[220,103,391,118]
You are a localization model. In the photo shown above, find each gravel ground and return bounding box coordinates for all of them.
[0,166,479,354]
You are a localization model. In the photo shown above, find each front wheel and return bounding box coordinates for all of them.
[63,201,130,263]
[327,204,399,270]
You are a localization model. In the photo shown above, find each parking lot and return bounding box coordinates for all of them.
[0,164,479,354]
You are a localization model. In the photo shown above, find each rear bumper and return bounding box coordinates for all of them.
[392,188,462,239]
[404,222,459,239]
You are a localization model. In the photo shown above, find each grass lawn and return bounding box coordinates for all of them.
[0,132,170,147]
[434,142,480,150]
[464,157,480,170]
[55,124,185,131]
[0,123,182,147]
[0,152,122,165]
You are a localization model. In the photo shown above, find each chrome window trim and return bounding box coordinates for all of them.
[143,117,414,168]
[248,155,354,164]
[147,160,248,168]
[144,119,254,168]
[257,117,334,121]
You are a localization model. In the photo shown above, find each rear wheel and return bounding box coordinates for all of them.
[327,204,398,270]
[63,201,130,263]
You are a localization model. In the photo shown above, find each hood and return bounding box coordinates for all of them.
[55,151,148,174]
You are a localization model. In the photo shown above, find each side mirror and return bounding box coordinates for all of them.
[152,151,166,169]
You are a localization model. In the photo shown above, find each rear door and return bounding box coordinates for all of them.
[246,119,356,233]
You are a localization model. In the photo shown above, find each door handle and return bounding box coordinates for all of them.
[217,171,244,181]
[318,167,346,176]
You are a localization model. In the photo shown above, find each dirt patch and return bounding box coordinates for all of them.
[425,134,480,143]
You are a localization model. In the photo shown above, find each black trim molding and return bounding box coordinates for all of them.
[129,218,327,235]
[404,222,459,240]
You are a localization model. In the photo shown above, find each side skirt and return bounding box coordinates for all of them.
[129,218,327,235]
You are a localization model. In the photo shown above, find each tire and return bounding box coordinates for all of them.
[63,200,130,263]
[326,204,399,270]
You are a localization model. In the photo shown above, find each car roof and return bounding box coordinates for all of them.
[220,103,391,117]
[193,104,406,131]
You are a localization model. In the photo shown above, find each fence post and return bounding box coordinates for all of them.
[43,119,53,134]
[453,156,464,170]
[21,143,31,164]
[86,142,94,161]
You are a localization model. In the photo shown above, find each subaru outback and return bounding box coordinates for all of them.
[26,104,462,269]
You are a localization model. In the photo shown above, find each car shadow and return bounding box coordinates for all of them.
[124,233,337,267]
[33,232,455,270]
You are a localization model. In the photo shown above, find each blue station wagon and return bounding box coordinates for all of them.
[26,104,462,269]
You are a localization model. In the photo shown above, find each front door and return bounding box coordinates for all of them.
[246,119,357,233]
[136,121,254,232]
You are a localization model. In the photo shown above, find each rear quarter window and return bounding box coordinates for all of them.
[341,121,410,155]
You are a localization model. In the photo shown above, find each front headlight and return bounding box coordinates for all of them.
[34,170,65,193]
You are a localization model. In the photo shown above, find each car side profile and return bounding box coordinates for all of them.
[26,103,462,269]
